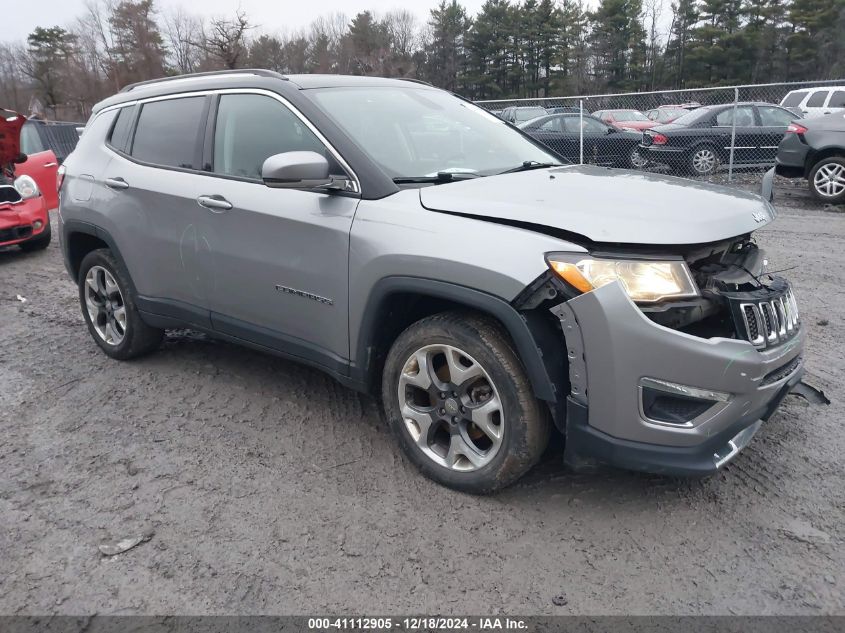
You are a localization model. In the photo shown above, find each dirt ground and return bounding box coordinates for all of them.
[0,181,842,616]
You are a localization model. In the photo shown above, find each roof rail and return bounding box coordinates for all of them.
[119,69,288,93]
[397,77,434,87]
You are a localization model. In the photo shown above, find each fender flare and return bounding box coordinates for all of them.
[61,220,137,295]
[354,276,558,403]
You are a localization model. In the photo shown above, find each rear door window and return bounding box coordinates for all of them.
[130,96,206,170]
[781,91,807,107]
[212,93,328,180]
[827,91,845,108]
[806,91,829,107]
[715,106,755,127]
[758,106,794,127]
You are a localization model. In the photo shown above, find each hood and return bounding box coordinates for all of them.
[0,108,25,167]
[419,165,775,246]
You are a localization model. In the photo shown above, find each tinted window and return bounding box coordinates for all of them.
[20,122,44,154]
[806,91,829,107]
[537,117,561,132]
[108,105,136,152]
[130,97,205,169]
[715,106,755,127]
[514,107,547,122]
[781,91,808,107]
[828,91,845,108]
[213,94,326,180]
[671,108,712,126]
[563,116,607,134]
[758,106,794,127]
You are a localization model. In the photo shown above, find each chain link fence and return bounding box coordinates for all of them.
[476,79,845,187]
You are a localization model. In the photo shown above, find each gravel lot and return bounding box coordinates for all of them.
[0,182,842,616]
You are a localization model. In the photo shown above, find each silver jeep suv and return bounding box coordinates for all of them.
[59,71,805,492]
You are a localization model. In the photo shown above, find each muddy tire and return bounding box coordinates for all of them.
[382,311,550,494]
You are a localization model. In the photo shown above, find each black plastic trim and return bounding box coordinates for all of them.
[563,366,803,476]
[353,276,558,402]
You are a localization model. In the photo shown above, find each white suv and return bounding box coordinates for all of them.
[780,86,845,119]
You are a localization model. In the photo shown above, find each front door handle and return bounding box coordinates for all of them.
[104,177,129,190]
[197,194,233,212]
[43,162,58,168]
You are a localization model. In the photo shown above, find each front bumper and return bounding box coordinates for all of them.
[0,196,49,247]
[553,281,805,475]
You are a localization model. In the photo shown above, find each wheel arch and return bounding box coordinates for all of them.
[353,277,561,405]
[804,147,845,177]
[62,220,136,295]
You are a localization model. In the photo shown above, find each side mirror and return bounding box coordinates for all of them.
[262,151,333,189]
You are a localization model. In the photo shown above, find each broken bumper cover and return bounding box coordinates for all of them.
[554,281,805,476]
[0,196,49,246]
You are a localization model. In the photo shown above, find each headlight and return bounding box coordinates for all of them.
[14,175,40,200]
[548,257,698,303]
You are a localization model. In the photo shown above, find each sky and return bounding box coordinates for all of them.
[6,0,494,43]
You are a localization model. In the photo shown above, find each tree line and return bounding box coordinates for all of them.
[1,0,843,120]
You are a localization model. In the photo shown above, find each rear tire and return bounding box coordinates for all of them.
[78,249,163,360]
[687,144,720,176]
[808,156,845,204]
[19,221,52,251]
[382,311,550,494]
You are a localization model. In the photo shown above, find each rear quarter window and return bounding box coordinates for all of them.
[806,91,829,107]
[107,105,137,153]
[130,96,206,170]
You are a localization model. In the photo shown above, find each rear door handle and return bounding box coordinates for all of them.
[43,162,57,168]
[197,194,233,212]
[104,177,129,190]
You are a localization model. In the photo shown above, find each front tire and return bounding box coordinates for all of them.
[78,249,163,360]
[808,156,845,204]
[382,312,550,494]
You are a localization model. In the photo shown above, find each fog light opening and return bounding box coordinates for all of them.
[33,220,43,230]
[639,377,731,426]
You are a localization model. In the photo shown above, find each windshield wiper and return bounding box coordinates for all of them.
[392,172,480,184]
[498,160,561,175]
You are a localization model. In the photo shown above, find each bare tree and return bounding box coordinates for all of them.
[163,7,203,73]
[197,10,252,69]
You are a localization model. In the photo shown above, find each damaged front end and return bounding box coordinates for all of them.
[513,235,810,475]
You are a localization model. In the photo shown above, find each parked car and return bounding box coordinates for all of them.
[519,113,646,168]
[645,106,693,124]
[592,109,657,131]
[775,112,845,204]
[639,102,797,175]
[546,106,583,114]
[0,108,52,250]
[60,71,804,492]
[780,86,845,119]
[499,105,548,124]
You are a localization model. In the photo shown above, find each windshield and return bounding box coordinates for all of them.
[308,87,558,179]
[612,110,649,121]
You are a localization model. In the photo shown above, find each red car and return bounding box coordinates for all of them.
[592,109,657,131]
[0,109,52,251]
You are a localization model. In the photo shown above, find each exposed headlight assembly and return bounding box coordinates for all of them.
[14,175,40,200]
[547,256,698,303]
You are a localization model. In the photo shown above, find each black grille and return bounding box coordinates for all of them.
[0,225,33,243]
[762,355,803,386]
[721,277,800,349]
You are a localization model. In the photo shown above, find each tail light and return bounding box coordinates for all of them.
[57,164,66,192]
[786,123,808,134]
[650,133,669,145]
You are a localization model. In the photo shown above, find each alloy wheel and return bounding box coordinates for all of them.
[630,148,647,169]
[692,148,717,174]
[398,344,504,472]
[84,265,127,346]
[813,163,845,198]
